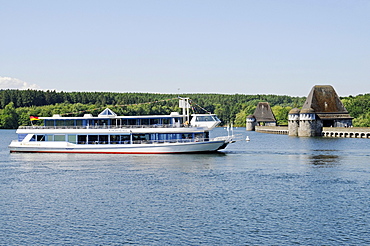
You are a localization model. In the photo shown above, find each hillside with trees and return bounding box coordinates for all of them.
[0,89,369,129]
[341,94,370,127]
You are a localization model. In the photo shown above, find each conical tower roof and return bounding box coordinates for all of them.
[253,102,276,122]
[302,85,348,113]
[301,85,352,120]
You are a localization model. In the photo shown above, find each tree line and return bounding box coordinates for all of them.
[0,89,369,129]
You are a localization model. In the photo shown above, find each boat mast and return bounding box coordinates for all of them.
[179,97,190,123]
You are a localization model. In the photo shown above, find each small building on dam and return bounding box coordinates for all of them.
[246,102,277,131]
[288,85,353,137]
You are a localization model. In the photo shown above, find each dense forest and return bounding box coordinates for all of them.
[0,89,369,128]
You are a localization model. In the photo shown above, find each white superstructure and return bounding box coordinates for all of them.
[9,99,234,154]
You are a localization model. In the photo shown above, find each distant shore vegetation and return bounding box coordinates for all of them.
[0,89,369,129]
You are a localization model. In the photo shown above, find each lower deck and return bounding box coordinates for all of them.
[9,135,231,154]
[19,132,211,145]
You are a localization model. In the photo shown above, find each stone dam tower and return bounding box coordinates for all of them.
[246,102,277,131]
[288,85,353,137]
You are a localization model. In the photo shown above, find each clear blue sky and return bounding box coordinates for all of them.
[1,0,369,96]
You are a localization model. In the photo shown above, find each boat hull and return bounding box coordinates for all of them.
[9,140,230,154]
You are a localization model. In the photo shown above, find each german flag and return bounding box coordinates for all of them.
[30,116,40,121]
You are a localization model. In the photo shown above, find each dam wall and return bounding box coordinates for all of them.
[255,126,370,138]
[255,126,288,135]
[322,127,370,138]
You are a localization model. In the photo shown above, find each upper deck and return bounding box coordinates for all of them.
[35,110,185,129]
[24,108,221,131]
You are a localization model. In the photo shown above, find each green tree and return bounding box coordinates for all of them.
[0,102,19,128]
[271,105,292,126]
[234,110,247,127]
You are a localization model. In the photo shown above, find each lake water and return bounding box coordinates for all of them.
[1,128,370,245]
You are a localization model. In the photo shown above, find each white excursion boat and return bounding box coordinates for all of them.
[9,98,234,154]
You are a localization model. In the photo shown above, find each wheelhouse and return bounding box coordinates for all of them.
[190,114,221,128]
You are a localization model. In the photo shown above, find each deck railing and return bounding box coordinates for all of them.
[19,124,187,130]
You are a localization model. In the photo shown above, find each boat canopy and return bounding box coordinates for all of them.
[98,108,117,117]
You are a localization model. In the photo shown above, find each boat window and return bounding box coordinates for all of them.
[46,135,53,141]
[133,134,149,140]
[78,135,87,144]
[141,119,149,125]
[133,134,150,143]
[86,120,94,127]
[88,135,98,144]
[30,135,36,141]
[127,119,137,126]
[169,133,181,140]
[65,120,74,126]
[182,133,193,139]
[162,118,170,125]
[85,135,110,144]
[110,135,130,144]
[156,133,184,140]
[99,135,108,144]
[194,133,204,140]
[45,120,54,127]
[68,135,77,144]
[120,135,130,143]
[18,134,28,142]
[121,119,128,126]
[96,119,109,127]
[111,119,119,127]
[76,120,83,126]
[110,135,120,144]
[196,116,215,122]
[36,135,45,141]
[56,120,65,126]
[54,135,66,141]
[152,119,160,125]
